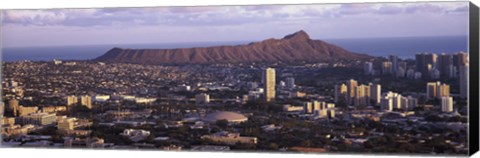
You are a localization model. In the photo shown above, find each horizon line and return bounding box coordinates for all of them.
[3,34,468,49]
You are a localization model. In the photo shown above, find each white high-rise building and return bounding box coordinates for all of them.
[392,94,402,109]
[441,96,453,112]
[369,83,381,105]
[380,91,403,110]
[263,68,276,102]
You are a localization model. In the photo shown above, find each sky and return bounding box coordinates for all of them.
[1,1,470,48]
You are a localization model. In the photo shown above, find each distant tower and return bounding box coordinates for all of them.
[436,83,450,99]
[67,95,78,106]
[389,55,398,74]
[438,53,453,79]
[415,53,426,72]
[346,79,358,105]
[8,99,20,116]
[263,68,276,102]
[354,84,370,106]
[425,53,438,70]
[80,95,92,109]
[381,61,393,75]
[441,96,453,112]
[426,82,439,100]
[363,62,373,75]
[380,97,393,111]
[369,83,381,105]
[459,64,469,98]
[453,52,468,68]
[334,84,347,103]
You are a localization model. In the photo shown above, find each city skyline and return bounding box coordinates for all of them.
[1,2,469,47]
[0,1,475,155]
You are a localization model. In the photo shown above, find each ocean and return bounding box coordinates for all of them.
[1,36,468,62]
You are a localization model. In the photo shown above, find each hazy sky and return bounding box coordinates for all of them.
[1,1,469,47]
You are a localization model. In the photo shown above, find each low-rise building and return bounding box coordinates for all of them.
[1,117,16,126]
[1,124,35,136]
[57,117,77,130]
[17,113,56,126]
[121,129,151,142]
[283,104,303,112]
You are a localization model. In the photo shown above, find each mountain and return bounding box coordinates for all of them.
[94,30,372,64]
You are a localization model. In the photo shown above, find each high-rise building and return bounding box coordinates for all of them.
[334,84,347,103]
[303,102,313,114]
[67,95,78,106]
[416,53,438,78]
[459,64,469,98]
[370,83,381,105]
[346,79,358,105]
[426,82,440,100]
[363,62,373,75]
[0,102,4,116]
[389,55,398,73]
[80,95,92,109]
[441,96,453,112]
[415,53,426,72]
[407,96,418,110]
[425,53,438,71]
[354,84,370,106]
[8,99,20,116]
[406,69,415,78]
[400,97,409,110]
[382,61,393,75]
[392,94,402,109]
[263,68,276,102]
[398,61,407,73]
[285,77,296,89]
[381,91,402,110]
[436,83,450,99]
[380,97,393,111]
[438,53,453,79]
[453,52,468,68]
[313,101,321,111]
[396,67,406,78]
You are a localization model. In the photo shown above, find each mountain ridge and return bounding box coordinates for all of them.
[94,30,373,64]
